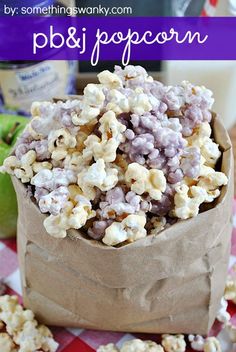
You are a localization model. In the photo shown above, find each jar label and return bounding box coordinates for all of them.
[0,60,77,114]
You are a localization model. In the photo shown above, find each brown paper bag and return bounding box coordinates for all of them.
[12,115,234,334]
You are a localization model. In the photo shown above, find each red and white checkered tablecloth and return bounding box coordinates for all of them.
[1,201,236,352]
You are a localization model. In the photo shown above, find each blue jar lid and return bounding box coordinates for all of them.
[0,0,55,14]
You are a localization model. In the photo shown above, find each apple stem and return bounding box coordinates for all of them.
[5,122,20,145]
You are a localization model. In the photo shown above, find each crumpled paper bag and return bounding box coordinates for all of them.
[12,114,234,334]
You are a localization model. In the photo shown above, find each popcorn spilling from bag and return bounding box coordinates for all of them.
[1,65,228,246]
[0,295,58,352]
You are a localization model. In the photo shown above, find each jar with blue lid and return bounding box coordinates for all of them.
[0,0,78,115]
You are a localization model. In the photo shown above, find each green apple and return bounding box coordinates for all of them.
[0,114,29,239]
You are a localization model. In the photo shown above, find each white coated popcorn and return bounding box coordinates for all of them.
[48,128,77,161]
[173,184,207,219]
[83,111,126,163]
[64,152,85,173]
[129,92,152,115]
[188,335,205,351]
[224,275,236,303]
[98,70,123,89]
[97,343,119,352]
[120,339,164,352]
[106,89,130,114]
[72,104,100,126]
[161,334,186,352]
[78,159,118,200]
[32,161,52,173]
[31,168,77,191]
[0,333,16,352]
[13,150,37,183]
[0,295,58,352]
[102,213,146,246]
[38,186,70,215]
[125,163,166,201]
[216,297,231,324]
[97,339,164,352]
[83,83,105,108]
[0,155,20,175]
[149,216,167,236]
[44,195,95,238]
[203,337,221,352]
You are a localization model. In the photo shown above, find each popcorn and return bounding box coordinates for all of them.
[98,70,123,89]
[1,150,38,183]
[188,335,205,351]
[203,337,221,352]
[83,111,126,163]
[31,168,76,191]
[161,334,186,352]
[44,195,95,238]
[97,343,119,352]
[32,161,52,173]
[216,297,231,324]
[48,128,77,161]
[38,186,70,215]
[102,213,146,246]
[120,339,164,352]
[97,339,164,352]
[187,123,221,168]
[0,65,228,245]
[125,163,166,201]
[78,159,118,200]
[173,184,207,219]
[0,295,58,352]
[224,275,236,303]
[0,333,16,352]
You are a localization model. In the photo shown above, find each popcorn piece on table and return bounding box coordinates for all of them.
[0,295,58,352]
[120,339,164,352]
[48,128,77,161]
[203,337,221,352]
[188,334,205,351]
[97,343,119,352]
[224,275,236,303]
[216,297,231,324]
[102,213,146,246]
[125,163,166,201]
[161,334,186,352]
[78,159,118,200]
[97,338,164,352]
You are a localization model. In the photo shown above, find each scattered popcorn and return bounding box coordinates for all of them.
[203,337,221,352]
[224,275,236,303]
[125,163,166,201]
[0,295,58,352]
[216,297,231,324]
[102,213,146,246]
[1,65,227,244]
[97,343,119,352]
[161,334,186,352]
[97,339,164,352]
[188,334,205,351]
